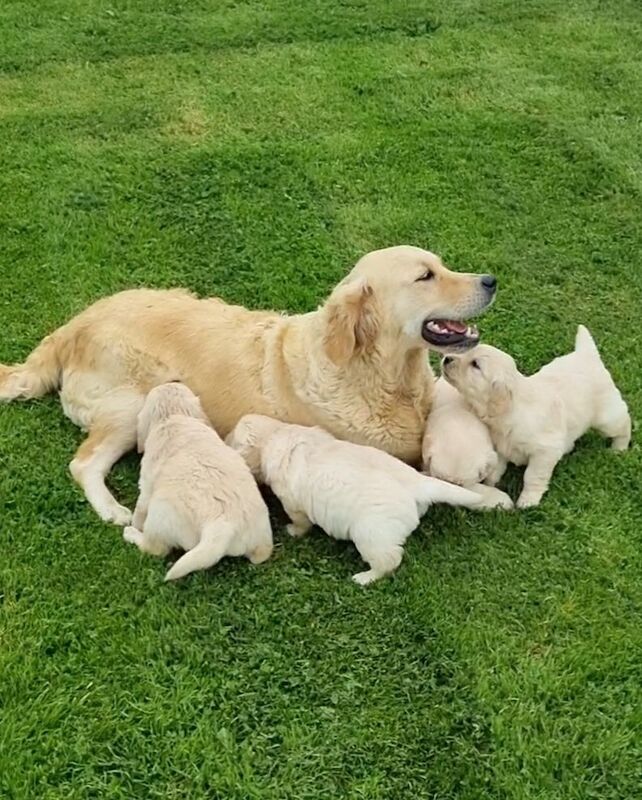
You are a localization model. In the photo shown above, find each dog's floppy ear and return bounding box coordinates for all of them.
[323,278,379,365]
[488,377,513,417]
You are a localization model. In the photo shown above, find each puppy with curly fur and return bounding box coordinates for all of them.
[124,383,273,581]
[442,326,631,508]
[227,414,507,585]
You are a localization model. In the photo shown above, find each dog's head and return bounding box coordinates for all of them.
[441,345,519,421]
[322,245,497,365]
[225,414,280,480]
[137,382,208,452]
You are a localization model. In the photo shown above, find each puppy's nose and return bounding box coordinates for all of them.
[481,274,497,293]
[442,356,454,367]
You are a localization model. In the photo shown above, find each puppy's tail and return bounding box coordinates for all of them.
[0,330,64,401]
[574,325,601,360]
[164,518,236,581]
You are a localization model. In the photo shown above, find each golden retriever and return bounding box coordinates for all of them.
[124,383,272,581]
[442,326,631,508]
[226,414,490,585]
[0,245,496,523]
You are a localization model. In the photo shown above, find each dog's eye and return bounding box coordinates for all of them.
[416,270,435,282]
[471,359,480,370]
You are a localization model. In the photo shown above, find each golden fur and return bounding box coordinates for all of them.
[0,245,495,522]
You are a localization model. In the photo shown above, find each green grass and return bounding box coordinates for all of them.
[1,1,641,797]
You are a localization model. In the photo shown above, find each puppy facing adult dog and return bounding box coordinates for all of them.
[123,383,273,581]
[443,326,631,508]
[227,415,505,585]
[422,378,513,509]
[0,246,496,523]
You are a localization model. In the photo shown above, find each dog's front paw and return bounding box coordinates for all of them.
[352,569,381,586]
[123,526,142,545]
[516,493,541,509]
[103,503,132,528]
[100,502,133,526]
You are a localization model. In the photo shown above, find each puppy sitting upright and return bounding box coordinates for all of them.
[124,383,273,581]
[443,326,631,508]
[227,415,502,585]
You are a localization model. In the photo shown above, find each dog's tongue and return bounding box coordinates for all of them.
[441,320,467,334]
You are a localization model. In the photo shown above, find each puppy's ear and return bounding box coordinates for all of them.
[488,378,513,417]
[323,279,378,365]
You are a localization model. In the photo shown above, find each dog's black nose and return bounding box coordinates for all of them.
[443,356,454,366]
[481,274,497,293]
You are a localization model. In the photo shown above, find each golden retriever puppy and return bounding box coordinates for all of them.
[442,326,631,508]
[123,383,273,581]
[227,414,504,585]
[0,246,497,524]
[422,378,513,509]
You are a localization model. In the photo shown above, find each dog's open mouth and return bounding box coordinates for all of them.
[421,319,480,351]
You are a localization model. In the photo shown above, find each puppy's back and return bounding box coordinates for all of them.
[533,326,629,447]
[263,426,420,534]
[147,415,266,524]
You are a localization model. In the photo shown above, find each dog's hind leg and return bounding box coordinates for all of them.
[468,483,514,510]
[416,475,484,512]
[70,423,138,525]
[351,520,406,585]
[69,391,144,524]
[595,396,631,451]
[352,542,404,586]
[246,512,274,565]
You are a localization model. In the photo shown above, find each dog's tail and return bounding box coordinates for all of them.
[0,330,65,401]
[574,325,601,360]
[164,518,236,581]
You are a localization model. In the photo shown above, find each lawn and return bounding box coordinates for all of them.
[1,1,641,797]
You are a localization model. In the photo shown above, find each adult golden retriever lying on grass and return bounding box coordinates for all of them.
[0,246,497,524]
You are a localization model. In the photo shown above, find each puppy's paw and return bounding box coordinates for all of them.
[101,502,133,526]
[123,526,142,546]
[352,569,380,586]
[516,493,541,509]
[286,523,307,538]
[469,484,514,510]
[487,492,514,510]
[611,437,630,452]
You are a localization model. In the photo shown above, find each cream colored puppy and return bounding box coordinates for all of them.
[422,378,513,509]
[442,326,631,508]
[423,378,498,486]
[227,415,499,585]
[124,383,273,581]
